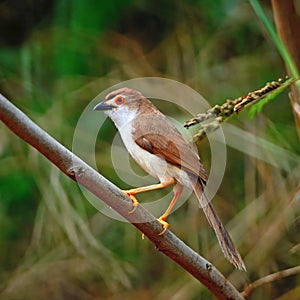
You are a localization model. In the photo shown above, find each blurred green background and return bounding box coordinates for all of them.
[0,0,299,299]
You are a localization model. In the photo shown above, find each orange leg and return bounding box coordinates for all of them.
[123,182,174,195]
[158,183,184,235]
[123,181,174,213]
[123,180,183,235]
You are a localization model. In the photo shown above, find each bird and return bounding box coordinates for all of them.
[93,87,246,270]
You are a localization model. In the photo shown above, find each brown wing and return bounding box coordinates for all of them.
[133,113,207,181]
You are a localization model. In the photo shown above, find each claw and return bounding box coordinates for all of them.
[158,217,169,235]
[128,198,138,213]
[122,190,139,213]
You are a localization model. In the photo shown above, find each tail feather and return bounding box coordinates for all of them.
[193,180,246,271]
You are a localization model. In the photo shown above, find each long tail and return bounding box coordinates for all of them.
[193,180,246,271]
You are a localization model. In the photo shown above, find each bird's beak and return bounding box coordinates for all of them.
[93,101,116,111]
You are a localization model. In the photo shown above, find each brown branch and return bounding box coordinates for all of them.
[271,0,300,138]
[0,93,245,300]
[241,265,300,298]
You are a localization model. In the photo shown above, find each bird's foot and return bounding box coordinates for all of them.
[158,216,169,235]
[122,190,139,213]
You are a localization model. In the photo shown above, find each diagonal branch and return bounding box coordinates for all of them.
[241,265,300,298]
[0,93,244,300]
[184,77,292,141]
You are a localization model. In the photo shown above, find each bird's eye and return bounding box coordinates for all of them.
[114,96,126,105]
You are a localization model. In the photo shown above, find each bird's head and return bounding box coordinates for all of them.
[93,87,153,127]
[94,87,143,111]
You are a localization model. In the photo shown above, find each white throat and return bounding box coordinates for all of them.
[105,105,138,129]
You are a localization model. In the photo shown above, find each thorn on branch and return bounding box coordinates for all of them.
[67,165,86,179]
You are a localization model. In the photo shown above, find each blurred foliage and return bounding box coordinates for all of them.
[0,0,299,299]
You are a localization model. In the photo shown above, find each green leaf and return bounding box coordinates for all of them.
[248,78,295,119]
